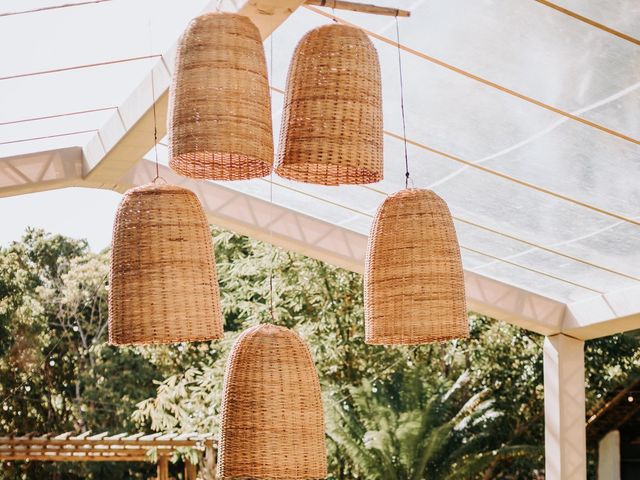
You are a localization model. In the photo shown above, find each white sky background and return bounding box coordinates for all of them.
[0,189,121,251]
[0,0,212,252]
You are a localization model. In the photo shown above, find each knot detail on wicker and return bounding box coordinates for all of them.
[217,324,327,479]
[364,189,468,344]
[276,23,383,186]
[169,13,273,180]
[108,183,223,345]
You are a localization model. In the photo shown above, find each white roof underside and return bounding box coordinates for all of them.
[1,0,639,339]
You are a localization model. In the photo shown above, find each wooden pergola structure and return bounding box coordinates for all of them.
[0,431,216,480]
[587,378,640,445]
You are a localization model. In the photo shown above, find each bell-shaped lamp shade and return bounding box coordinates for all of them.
[169,13,273,180]
[217,324,327,479]
[276,23,383,185]
[364,189,468,344]
[108,183,223,345]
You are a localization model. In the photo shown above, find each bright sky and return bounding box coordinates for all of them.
[1,188,121,251]
[0,0,211,252]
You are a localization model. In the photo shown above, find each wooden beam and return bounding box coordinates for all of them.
[82,0,306,190]
[305,0,410,17]
[158,454,169,480]
[185,459,198,480]
[0,438,215,447]
[0,455,150,462]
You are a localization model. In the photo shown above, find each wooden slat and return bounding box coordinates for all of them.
[0,454,150,462]
[305,0,410,17]
[0,431,217,463]
[0,438,210,447]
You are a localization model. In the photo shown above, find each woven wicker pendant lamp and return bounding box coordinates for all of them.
[108,183,223,345]
[217,324,327,479]
[169,12,273,180]
[364,189,468,344]
[276,23,383,185]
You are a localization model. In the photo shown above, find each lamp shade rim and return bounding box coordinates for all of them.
[275,162,382,186]
[365,329,469,345]
[109,332,222,346]
[169,155,271,180]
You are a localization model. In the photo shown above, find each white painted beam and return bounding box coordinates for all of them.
[118,159,568,335]
[562,285,640,340]
[544,334,587,480]
[0,148,83,197]
[465,273,565,336]
[81,0,306,188]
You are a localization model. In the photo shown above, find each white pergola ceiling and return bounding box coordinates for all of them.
[1,0,639,340]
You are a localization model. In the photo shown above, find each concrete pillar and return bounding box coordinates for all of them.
[544,334,587,480]
[598,430,620,480]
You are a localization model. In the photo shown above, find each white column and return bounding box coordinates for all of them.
[544,334,587,480]
[598,430,620,480]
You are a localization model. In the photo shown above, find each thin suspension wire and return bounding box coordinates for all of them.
[395,15,410,189]
[0,0,112,18]
[306,6,640,147]
[0,55,161,82]
[268,86,640,229]
[0,106,117,127]
[150,70,160,181]
[268,33,276,322]
[149,20,160,182]
[149,145,634,285]
[0,129,97,145]
[254,177,611,293]
[534,0,640,46]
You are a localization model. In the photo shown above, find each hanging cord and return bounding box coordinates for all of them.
[395,15,410,189]
[150,69,161,182]
[319,0,337,22]
[149,19,163,183]
[268,34,276,323]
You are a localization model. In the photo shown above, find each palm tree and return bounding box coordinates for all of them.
[327,370,540,480]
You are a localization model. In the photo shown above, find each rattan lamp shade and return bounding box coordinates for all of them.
[169,13,273,180]
[364,189,468,344]
[276,23,383,185]
[108,183,223,345]
[217,324,327,479]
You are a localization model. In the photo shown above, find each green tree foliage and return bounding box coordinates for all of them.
[135,230,640,479]
[327,370,541,480]
[1,228,639,479]
[0,230,161,479]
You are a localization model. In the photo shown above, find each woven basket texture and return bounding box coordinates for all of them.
[108,183,223,345]
[217,324,327,479]
[169,13,273,180]
[276,23,383,186]
[364,189,468,344]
